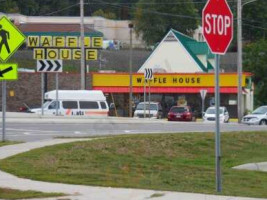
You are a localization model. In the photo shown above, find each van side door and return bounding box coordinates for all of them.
[62,101,79,116]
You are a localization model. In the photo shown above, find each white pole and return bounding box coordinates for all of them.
[80,0,85,89]
[215,54,222,192]
[2,81,6,142]
[237,0,243,123]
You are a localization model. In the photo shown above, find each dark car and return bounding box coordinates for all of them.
[167,106,196,121]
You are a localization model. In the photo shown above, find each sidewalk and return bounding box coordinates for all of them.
[0,139,266,200]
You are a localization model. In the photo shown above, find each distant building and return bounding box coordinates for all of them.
[0,13,144,48]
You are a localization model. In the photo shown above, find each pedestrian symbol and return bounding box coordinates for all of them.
[0,16,26,62]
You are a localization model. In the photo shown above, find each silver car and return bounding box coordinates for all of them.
[242,106,267,125]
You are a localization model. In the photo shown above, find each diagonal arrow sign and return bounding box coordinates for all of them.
[0,66,13,77]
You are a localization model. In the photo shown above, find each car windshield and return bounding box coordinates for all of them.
[43,100,51,108]
[252,106,267,114]
[170,107,187,113]
[136,103,158,110]
[206,108,223,114]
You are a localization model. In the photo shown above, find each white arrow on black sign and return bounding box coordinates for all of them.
[144,68,153,80]
[37,60,63,72]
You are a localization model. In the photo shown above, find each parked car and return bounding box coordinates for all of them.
[167,106,196,121]
[242,106,267,125]
[203,106,229,123]
[133,102,163,119]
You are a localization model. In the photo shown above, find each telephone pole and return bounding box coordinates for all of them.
[80,0,85,89]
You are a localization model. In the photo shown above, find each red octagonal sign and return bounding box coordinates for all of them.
[202,0,233,55]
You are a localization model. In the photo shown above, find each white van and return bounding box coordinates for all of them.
[30,90,109,116]
[133,102,163,119]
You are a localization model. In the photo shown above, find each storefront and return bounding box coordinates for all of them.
[92,72,252,117]
[91,29,253,118]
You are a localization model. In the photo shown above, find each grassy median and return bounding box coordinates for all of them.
[0,132,266,198]
[0,188,64,199]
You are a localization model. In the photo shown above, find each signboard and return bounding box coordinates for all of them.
[0,16,26,62]
[93,74,247,87]
[144,68,153,80]
[0,63,18,80]
[200,89,208,100]
[37,60,63,72]
[202,0,233,54]
[27,35,102,60]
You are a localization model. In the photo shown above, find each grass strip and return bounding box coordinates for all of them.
[0,132,266,198]
[0,187,64,199]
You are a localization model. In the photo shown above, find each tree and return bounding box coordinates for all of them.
[243,39,267,106]
[92,9,117,19]
[134,0,199,45]
[0,0,19,13]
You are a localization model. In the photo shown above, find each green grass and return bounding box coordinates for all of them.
[0,132,267,198]
[0,188,64,199]
[0,141,21,147]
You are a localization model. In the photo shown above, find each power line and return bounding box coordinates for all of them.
[43,3,80,16]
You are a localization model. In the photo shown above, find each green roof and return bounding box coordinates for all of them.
[171,29,214,72]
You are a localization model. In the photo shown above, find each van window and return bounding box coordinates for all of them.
[100,102,107,109]
[80,101,99,109]
[62,101,78,109]
[48,101,59,109]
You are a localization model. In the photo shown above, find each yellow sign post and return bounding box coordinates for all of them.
[0,16,26,62]
[0,63,18,80]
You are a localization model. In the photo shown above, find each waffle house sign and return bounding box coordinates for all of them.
[27,35,103,60]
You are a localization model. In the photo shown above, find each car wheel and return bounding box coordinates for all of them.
[259,119,267,125]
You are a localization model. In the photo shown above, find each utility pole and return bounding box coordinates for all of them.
[80,0,85,89]
[129,23,133,117]
[237,0,242,123]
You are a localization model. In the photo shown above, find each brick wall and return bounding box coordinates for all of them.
[0,72,91,111]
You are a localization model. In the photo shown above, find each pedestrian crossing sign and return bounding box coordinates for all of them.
[0,16,26,62]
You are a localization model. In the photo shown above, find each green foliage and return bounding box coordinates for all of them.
[1,132,267,198]
[243,39,267,106]
[134,0,199,45]
[242,0,267,41]
[0,0,19,13]
[0,188,64,199]
[92,9,117,19]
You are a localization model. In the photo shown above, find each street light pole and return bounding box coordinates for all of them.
[80,0,85,90]
[237,0,257,123]
[129,23,134,117]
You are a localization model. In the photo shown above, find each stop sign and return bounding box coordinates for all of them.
[202,0,233,55]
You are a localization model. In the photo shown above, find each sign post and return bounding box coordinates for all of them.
[202,0,233,192]
[144,68,153,118]
[0,16,25,142]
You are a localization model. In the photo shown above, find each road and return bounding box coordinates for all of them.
[0,114,266,142]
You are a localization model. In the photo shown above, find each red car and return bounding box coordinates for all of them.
[167,106,196,121]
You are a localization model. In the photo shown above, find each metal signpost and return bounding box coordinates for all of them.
[0,16,25,142]
[202,0,233,192]
[144,68,153,118]
[37,59,63,116]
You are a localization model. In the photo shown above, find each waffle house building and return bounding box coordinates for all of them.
[92,29,253,117]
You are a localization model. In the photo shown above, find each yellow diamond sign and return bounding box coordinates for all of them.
[0,16,26,62]
[0,63,18,80]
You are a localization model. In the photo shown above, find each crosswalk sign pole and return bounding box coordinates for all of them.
[2,80,6,142]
